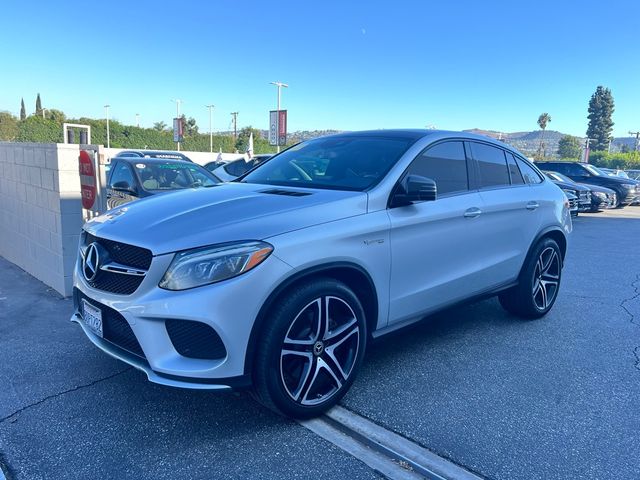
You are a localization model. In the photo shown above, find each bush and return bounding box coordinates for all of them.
[588,151,640,169]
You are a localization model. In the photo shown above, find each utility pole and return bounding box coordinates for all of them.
[206,104,215,153]
[171,99,182,151]
[629,131,640,151]
[270,81,288,153]
[230,112,239,141]
[135,113,140,128]
[104,104,111,149]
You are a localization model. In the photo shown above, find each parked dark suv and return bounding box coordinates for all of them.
[536,161,640,207]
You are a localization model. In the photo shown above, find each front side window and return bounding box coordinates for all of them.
[470,142,510,189]
[134,162,218,190]
[241,135,416,191]
[109,162,136,188]
[406,141,468,196]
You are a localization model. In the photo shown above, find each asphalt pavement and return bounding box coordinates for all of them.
[1,208,639,479]
[342,209,640,479]
[0,258,379,480]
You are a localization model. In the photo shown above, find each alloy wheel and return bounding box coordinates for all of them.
[280,296,360,406]
[532,247,560,310]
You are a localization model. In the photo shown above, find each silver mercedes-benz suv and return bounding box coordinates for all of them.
[72,130,572,418]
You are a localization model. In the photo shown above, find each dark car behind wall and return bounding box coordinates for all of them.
[536,161,640,207]
[106,157,219,209]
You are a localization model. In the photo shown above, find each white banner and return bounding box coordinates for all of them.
[269,111,278,146]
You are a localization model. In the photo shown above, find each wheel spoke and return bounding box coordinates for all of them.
[299,357,323,403]
[324,318,358,346]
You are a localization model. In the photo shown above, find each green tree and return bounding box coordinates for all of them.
[0,111,19,140]
[235,126,262,153]
[45,108,66,123]
[557,135,582,159]
[586,86,614,152]
[20,98,26,120]
[16,116,61,143]
[35,93,42,116]
[153,121,167,131]
[178,115,198,135]
[536,113,551,157]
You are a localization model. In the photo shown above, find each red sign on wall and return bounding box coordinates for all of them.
[79,150,96,210]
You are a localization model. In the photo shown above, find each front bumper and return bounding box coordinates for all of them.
[71,249,293,390]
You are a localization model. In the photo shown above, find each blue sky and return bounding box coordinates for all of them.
[1,0,638,137]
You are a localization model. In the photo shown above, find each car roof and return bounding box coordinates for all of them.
[116,150,190,159]
[112,157,194,166]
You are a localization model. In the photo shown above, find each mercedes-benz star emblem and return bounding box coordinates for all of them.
[83,243,101,282]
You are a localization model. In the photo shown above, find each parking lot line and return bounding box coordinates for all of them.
[300,405,484,480]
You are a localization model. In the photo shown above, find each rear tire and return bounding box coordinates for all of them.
[252,278,367,419]
[499,238,562,319]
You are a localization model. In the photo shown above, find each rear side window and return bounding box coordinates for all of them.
[506,153,524,185]
[407,141,468,196]
[515,157,543,184]
[470,142,510,189]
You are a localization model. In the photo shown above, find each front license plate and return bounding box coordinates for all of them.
[82,299,103,338]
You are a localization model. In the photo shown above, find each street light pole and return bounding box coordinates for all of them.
[171,99,182,151]
[104,104,111,149]
[136,113,140,128]
[270,81,288,153]
[206,104,215,153]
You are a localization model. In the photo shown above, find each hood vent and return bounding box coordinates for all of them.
[260,189,312,197]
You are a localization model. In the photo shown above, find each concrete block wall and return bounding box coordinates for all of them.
[0,142,84,296]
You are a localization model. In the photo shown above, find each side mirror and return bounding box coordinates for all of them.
[111,181,136,195]
[391,175,437,207]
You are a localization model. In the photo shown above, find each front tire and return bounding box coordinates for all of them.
[499,238,562,319]
[252,278,367,418]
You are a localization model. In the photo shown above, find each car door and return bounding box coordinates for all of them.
[106,161,139,209]
[387,140,486,324]
[469,142,543,286]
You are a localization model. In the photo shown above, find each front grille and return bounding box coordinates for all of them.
[82,232,152,295]
[568,198,578,210]
[84,233,152,270]
[74,288,146,359]
[578,191,590,203]
[165,319,227,360]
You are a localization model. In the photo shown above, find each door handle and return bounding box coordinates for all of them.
[526,201,539,210]
[464,207,482,218]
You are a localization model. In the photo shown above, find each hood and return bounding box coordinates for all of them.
[551,180,587,192]
[577,183,615,194]
[584,175,638,187]
[85,183,367,255]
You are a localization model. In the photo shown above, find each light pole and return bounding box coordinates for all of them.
[135,113,140,128]
[171,99,182,150]
[270,81,288,152]
[104,104,111,149]
[206,104,215,153]
[629,130,640,151]
[583,137,596,163]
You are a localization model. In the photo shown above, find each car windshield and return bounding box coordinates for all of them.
[241,135,415,191]
[583,164,604,176]
[133,161,218,191]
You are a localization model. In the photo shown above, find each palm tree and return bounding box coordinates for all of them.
[537,113,551,157]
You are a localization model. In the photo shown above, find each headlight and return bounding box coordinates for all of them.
[592,191,606,199]
[622,183,634,190]
[159,241,273,291]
